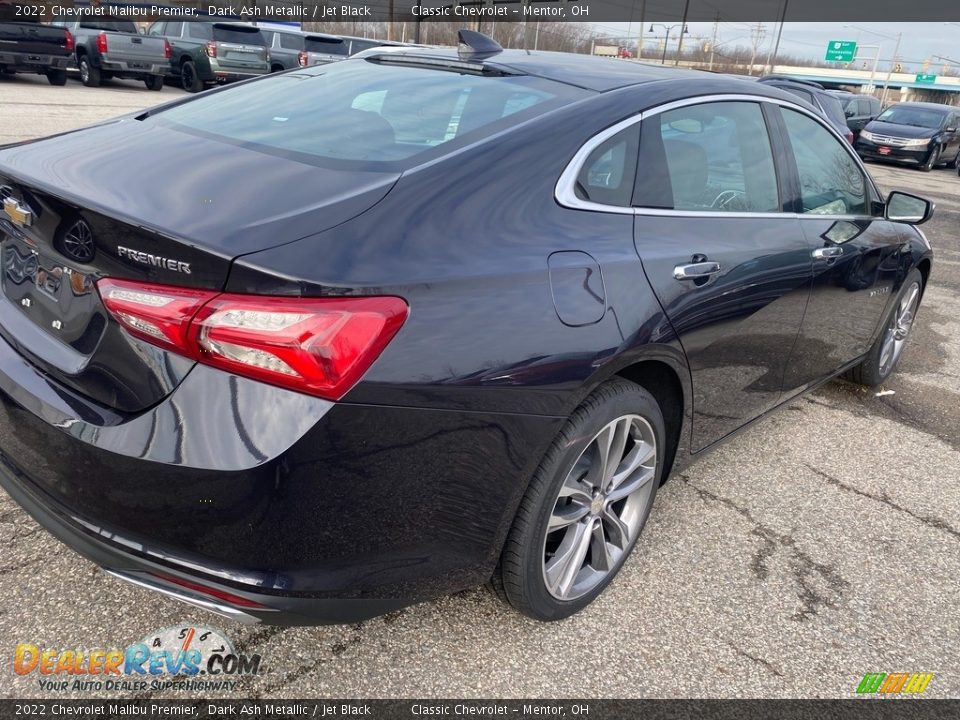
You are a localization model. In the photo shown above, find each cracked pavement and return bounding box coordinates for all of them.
[0,75,959,699]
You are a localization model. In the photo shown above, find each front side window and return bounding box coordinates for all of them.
[635,101,780,213]
[781,108,868,216]
[575,125,640,207]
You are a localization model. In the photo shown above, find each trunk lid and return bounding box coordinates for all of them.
[101,31,167,65]
[0,118,398,413]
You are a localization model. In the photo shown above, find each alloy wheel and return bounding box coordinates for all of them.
[542,414,657,601]
[79,61,88,84]
[878,281,920,376]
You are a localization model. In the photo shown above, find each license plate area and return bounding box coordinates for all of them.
[878,147,891,155]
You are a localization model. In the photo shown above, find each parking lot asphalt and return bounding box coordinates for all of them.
[0,73,958,700]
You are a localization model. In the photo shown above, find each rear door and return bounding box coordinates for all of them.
[770,104,905,394]
[631,99,811,450]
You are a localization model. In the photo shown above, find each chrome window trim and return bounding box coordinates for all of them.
[555,92,881,222]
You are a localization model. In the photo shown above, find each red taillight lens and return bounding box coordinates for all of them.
[96,31,108,54]
[846,130,855,144]
[97,279,408,401]
[97,279,216,355]
[205,41,217,58]
[163,38,172,60]
[64,30,74,53]
[298,51,308,67]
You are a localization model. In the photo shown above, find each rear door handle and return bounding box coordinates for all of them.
[673,261,721,280]
[812,246,843,259]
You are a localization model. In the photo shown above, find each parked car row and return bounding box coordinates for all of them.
[1,9,404,93]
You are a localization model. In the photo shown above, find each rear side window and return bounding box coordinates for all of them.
[188,23,212,40]
[635,101,780,213]
[781,108,867,216]
[213,25,267,46]
[349,39,382,54]
[575,125,640,207]
[158,61,584,168]
[280,33,304,50]
[166,21,183,37]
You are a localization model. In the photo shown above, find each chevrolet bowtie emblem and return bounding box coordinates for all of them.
[3,196,33,228]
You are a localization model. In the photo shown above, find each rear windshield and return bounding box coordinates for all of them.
[349,39,384,54]
[817,93,847,127]
[80,19,138,33]
[157,60,586,169]
[305,37,348,55]
[213,25,267,46]
[876,106,946,129]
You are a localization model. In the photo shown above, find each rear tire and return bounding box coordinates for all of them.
[78,56,99,87]
[845,268,923,387]
[271,64,284,73]
[492,379,664,621]
[144,74,164,91]
[947,148,960,170]
[46,69,67,86]
[181,60,202,93]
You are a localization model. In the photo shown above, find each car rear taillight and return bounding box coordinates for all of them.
[64,30,74,53]
[205,41,217,58]
[846,130,855,144]
[298,50,308,67]
[163,38,172,60]
[97,279,408,401]
[96,31,108,54]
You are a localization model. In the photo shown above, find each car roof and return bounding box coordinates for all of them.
[361,47,770,93]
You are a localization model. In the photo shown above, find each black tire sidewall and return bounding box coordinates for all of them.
[182,62,200,92]
[505,381,665,621]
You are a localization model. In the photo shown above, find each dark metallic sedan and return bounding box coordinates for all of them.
[0,32,934,624]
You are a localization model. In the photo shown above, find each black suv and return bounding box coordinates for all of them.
[829,90,882,139]
[758,76,853,143]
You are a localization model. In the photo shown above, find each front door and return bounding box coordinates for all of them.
[771,105,908,393]
[632,100,812,451]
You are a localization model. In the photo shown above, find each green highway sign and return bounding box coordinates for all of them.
[915,73,937,84]
[825,40,857,62]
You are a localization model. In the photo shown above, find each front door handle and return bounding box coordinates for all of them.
[812,246,843,259]
[674,261,721,280]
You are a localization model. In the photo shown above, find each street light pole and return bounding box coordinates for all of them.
[880,32,902,107]
[673,0,690,66]
[661,26,671,64]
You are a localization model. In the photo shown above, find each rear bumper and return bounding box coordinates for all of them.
[0,52,70,72]
[0,330,561,624]
[99,55,166,76]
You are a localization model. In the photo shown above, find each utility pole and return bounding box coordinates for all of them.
[748,23,766,76]
[880,32,902,107]
[764,0,788,75]
[636,0,646,60]
[673,0,691,66]
[708,13,719,71]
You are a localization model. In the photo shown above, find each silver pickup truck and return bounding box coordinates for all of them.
[52,19,169,90]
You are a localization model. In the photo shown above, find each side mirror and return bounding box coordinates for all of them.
[885,191,934,225]
[845,108,856,118]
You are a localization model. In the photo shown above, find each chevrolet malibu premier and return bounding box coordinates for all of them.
[0,32,934,624]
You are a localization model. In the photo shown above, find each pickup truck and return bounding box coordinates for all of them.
[0,9,73,85]
[51,18,169,90]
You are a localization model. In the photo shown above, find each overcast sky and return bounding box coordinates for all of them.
[590,22,960,73]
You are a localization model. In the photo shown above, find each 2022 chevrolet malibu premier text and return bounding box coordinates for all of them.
[0,32,934,625]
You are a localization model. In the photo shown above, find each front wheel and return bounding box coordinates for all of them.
[144,74,164,91]
[78,56,99,87]
[846,269,923,387]
[491,379,664,621]
[919,146,940,172]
